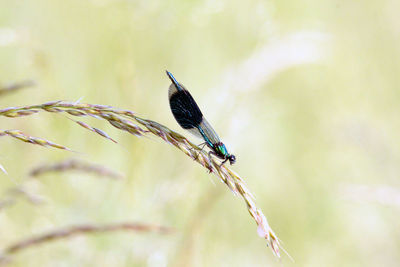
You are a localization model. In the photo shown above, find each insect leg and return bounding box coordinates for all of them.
[194,142,207,161]
[207,151,229,167]
[219,158,229,167]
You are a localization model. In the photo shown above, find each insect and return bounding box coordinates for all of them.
[166,70,236,165]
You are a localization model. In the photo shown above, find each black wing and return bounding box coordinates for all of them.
[168,83,203,130]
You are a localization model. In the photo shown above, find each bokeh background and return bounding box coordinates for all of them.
[1,0,400,266]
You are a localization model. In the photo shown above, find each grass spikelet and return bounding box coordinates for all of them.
[0,129,72,151]
[29,159,124,180]
[74,120,117,143]
[0,101,283,257]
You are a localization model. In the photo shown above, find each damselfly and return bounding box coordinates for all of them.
[166,70,236,165]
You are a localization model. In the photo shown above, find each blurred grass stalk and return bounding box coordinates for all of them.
[29,158,124,179]
[0,80,35,97]
[0,101,284,258]
[0,158,123,211]
[0,222,173,264]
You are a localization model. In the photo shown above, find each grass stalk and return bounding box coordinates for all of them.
[0,101,283,257]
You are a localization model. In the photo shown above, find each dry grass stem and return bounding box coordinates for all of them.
[29,159,124,179]
[0,129,72,151]
[0,80,35,97]
[0,101,283,257]
[0,222,172,257]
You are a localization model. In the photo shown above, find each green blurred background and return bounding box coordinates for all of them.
[1,0,400,266]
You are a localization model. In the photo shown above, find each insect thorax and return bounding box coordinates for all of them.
[214,142,229,158]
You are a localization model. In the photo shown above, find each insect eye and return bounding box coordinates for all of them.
[229,155,236,165]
